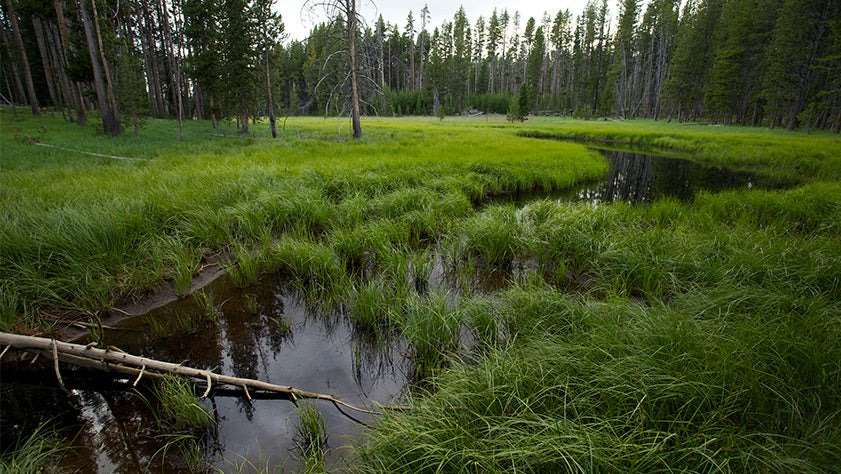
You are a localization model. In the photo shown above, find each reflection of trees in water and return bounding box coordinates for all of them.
[349,325,404,398]
[591,150,774,204]
[0,379,219,472]
[601,151,653,203]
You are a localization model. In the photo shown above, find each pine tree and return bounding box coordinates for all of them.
[764,0,839,130]
[184,0,222,127]
[526,25,545,112]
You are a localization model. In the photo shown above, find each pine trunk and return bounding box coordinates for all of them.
[32,19,60,111]
[5,0,39,115]
[54,0,87,125]
[78,0,120,134]
[347,0,362,139]
[0,25,27,108]
[265,43,276,138]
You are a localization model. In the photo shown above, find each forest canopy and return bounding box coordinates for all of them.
[1,0,839,135]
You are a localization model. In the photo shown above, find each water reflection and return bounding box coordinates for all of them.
[1,273,409,472]
[566,149,790,204]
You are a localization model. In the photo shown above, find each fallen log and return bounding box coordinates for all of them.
[0,332,400,415]
[32,142,150,161]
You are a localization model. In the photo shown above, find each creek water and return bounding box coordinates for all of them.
[0,147,791,471]
[564,148,790,203]
[1,273,410,472]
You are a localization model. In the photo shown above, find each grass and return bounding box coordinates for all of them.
[517,117,841,183]
[0,111,606,331]
[293,402,328,472]
[2,110,841,471]
[144,374,215,432]
[0,422,68,474]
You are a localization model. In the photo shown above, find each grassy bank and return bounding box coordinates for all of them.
[518,118,841,182]
[0,111,605,330]
[2,110,840,471]
[360,186,841,472]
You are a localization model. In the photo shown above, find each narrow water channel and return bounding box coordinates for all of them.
[564,148,791,204]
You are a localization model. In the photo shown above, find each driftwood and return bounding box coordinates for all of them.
[0,332,396,416]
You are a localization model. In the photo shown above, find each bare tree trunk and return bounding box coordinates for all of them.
[54,0,87,125]
[139,0,164,116]
[347,0,362,139]
[1,62,18,114]
[158,0,182,139]
[78,0,120,134]
[409,38,415,92]
[3,66,17,115]
[209,93,217,129]
[5,0,39,115]
[377,20,384,90]
[265,43,276,138]
[1,24,27,109]
[31,18,60,113]
[0,331,383,415]
[90,0,121,134]
[46,21,76,121]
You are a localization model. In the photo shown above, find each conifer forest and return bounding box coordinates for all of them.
[2,0,840,134]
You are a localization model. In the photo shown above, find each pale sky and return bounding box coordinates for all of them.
[278,0,597,43]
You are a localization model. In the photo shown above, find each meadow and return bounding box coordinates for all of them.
[2,109,840,472]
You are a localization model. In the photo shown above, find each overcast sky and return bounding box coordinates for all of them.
[278,1,597,42]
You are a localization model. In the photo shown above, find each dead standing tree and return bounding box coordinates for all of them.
[304,0,370,139]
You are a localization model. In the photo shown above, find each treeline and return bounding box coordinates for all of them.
[2,0,839,135]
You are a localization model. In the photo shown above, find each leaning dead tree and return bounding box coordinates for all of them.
[304,0,370,139]
[0,332,397,415]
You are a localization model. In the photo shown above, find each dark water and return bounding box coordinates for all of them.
[563,148,791,204]
[1,274,409,472]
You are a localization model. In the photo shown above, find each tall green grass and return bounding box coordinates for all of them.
[0,422,68,474]
[357,181,841,472]
[1,111,605,330]
[3,111,840,471]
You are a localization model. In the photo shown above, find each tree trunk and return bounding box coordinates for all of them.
[89,0,121,134]
[32,18,61,111]
[78,0,120,134]
[0,25,27,109]
[54,0,87,125]
[139,0,164,116]
[157,0,182,139]
[47,21,77,122]
[347,0,362,139]
[3,65,18,116]
[5,0,39,115]
[210,93,217,129]
[265,43,276,138]
[0,331,382,414]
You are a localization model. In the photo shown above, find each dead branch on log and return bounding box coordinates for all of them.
[0,332,406,415]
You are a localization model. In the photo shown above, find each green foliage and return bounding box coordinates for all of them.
[293,402,328,471]
[147,375,215,432]
[468,94,512,114]
[0,423,67,474]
